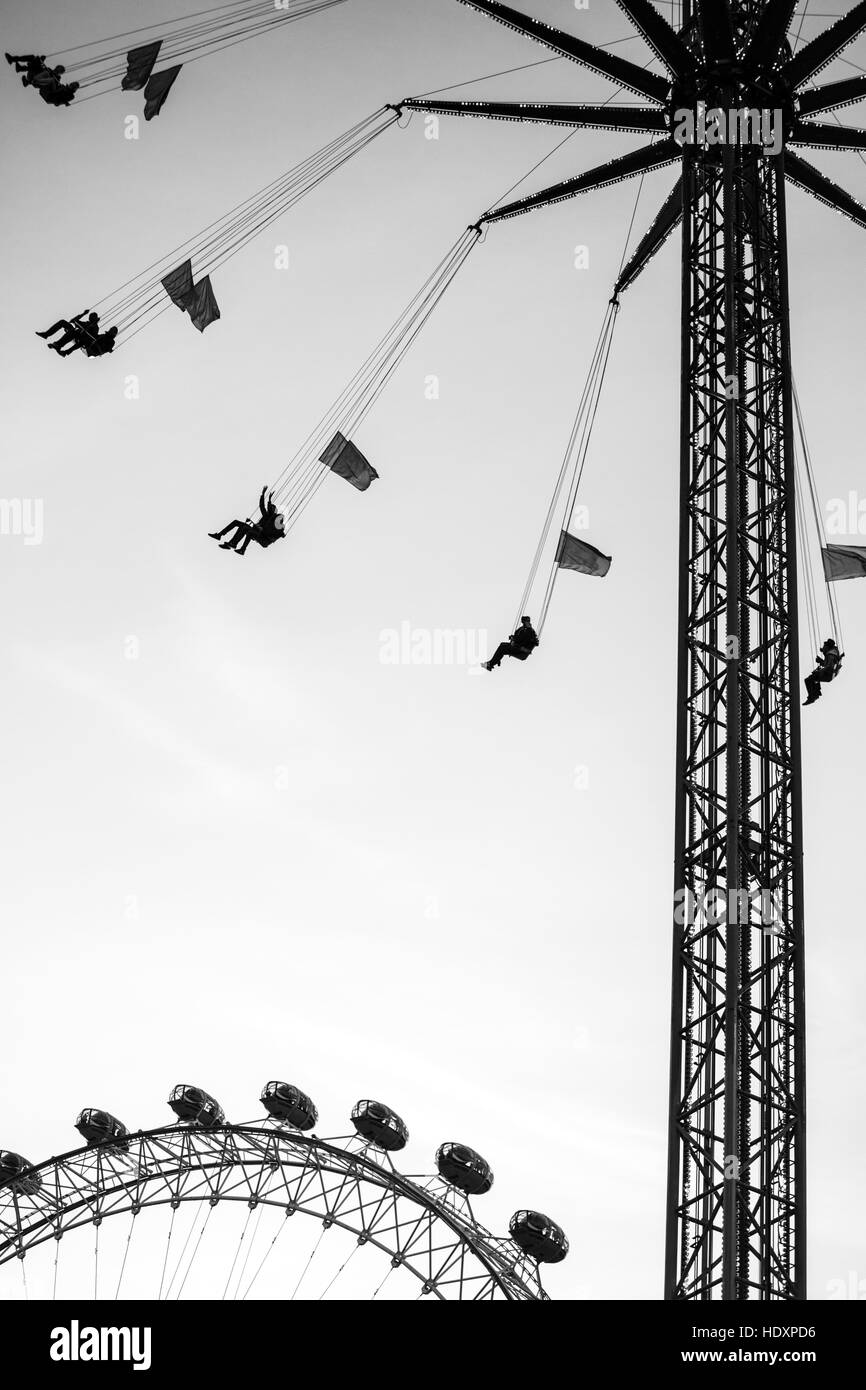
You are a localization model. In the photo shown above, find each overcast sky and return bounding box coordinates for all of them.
[1,0,865,1300]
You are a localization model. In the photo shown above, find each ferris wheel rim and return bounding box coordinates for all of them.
[0,1121,548,1301]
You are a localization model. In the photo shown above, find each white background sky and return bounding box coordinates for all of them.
[1,0,864,1300]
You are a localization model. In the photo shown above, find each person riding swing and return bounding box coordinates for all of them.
[483,616,540,671]
[209,487,286,556]
[803,638,843,706]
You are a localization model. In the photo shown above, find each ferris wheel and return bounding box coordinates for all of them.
[0,1082,567,1302]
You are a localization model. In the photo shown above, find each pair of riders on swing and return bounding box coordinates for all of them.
[36,309,118,357]
[6,52,79,106]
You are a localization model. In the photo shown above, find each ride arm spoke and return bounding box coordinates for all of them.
[482,138,681,223]
[454,0,670,102]
[789,119,866,150]
[785,150,866,231]
[614,0,693,76]
[797,74,866,117]
[399,97,668,132]
[783,0,866,90]
[614,176,684,296]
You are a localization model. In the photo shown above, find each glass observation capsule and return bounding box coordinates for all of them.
[260,1081,317,1130]
[168,1084,225,1128]
[75,1109,129,1145]
[509,1210,569,1264]
[436,1142,493,1195]
[0,1150,42,1195]
[350,1099,408,1151]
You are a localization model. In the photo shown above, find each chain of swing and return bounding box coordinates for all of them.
[94,106,399,341]
[792,377,844,659]
[50,0,348,99]
[510,160,658,637]
[267,226,480,530]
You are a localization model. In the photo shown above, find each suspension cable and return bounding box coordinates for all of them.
[793,377,844,650]
[157,1204,177,1300]
[290,1225,327,1300]
[241,1208,291,1300]
[95,106,398,344]
[317,1242,359,1299]
[508,147,655,637]
[259,225,479,535]
[232,1201,265,1299]
[222,1206,253,1300]
[163,1201,206,1299]
[175,1205,214,1299]
[47,0,348,98]
[536,302,619,634]
[114,1214,136,1301]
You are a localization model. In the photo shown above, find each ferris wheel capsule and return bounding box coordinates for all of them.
[350,1099,408,1151]
[260,1081,317,1130]
[0,1151,42,1195]
[436,1142,494,1195]
[74,1109,129,1146]
[509,1210,569,1264]
[168,1084,225,1129]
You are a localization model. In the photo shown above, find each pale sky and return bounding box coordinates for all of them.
[1,0,865,1300]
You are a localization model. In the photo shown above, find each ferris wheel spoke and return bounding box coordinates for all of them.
[231,1201,264,1299]
[289,1225,327,1301]
[221,1206,253,1300]
[316,1240,360,1300]
[174,1205,214,1299]
[156,1204,177,1301]
[162,1202,202,1299]
[240,1207,291,1301]
[370,1262,397,1299]
[113,1213,136,1300]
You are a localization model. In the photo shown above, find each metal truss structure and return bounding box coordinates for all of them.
[398,0,866,1298]
[0,1120,549,1301]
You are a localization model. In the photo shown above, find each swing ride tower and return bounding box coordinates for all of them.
[666,19,805,1303]
[401,0,866,1298]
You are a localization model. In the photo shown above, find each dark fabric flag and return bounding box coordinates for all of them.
[822,543,866,581]
[161,259,195,311]
[555,530,612,577]
[187,276,221,332]
[143,64,182,120]
[121,40,163,91]
[319,432,379,491]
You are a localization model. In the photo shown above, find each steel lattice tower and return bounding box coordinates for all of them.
[667,66,805,1304]
[402,0,866,1297]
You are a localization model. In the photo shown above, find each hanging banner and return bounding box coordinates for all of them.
[555,531,612,577]
[144,64,182,120]
[822,543,866,581]
[161,258,195,310]
[187,275,221,333]
[319,432,379,491]
[121,40,163,91]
